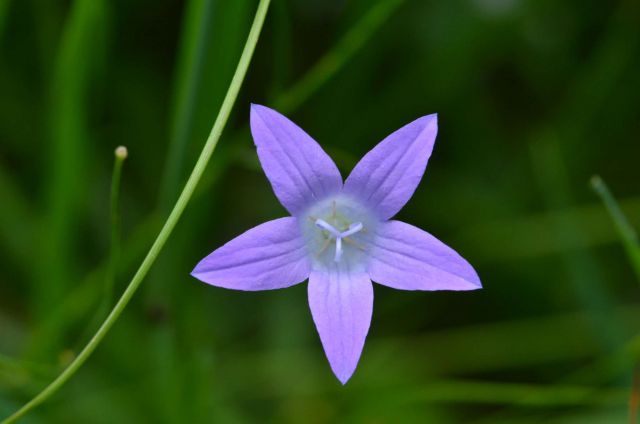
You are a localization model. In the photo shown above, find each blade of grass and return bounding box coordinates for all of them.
[0,0,271,421]
[40,0,108,322]
[591,175,640,281]
[590,175,640,424]
[158,0,215,210]
[159,0,252,211]
[273,0,404,114]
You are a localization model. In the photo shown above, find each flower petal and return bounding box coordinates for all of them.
[250,104,343,216]
[368,220,481,291]
[191,217,311,291]
[308,268,373,384]
[344,114,438,220]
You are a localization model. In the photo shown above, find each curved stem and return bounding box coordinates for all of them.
[1,0,271,422]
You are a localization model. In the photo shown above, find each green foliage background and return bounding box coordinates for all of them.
[1,0,640,422]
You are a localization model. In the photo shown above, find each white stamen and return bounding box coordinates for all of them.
[315,219,342,237]
[335,237,343,262]
[341,222,363,238]
[314,219,364,262]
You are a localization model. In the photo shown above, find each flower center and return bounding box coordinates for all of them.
[300,195,377,271]
[314,218,364,262]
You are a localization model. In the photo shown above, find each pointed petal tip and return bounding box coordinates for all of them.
[440,268,482,291]
[328,358,361,385]
[413,113,437,134]
[189,264,207,283]
[421,112,438,126]
[467,268,483,290]
[330,363,355,385]
[337,372,352,385]
[249,103,267,119]
[250,102,270,114]
[465,279,483,291]
[459,276,482,291]
[190,262,201,278]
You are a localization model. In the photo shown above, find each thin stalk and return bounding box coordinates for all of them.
[106,147,127,305]
[590,175,640,281]
[90,146,127,325]
[1,0,271,422]
[75,146,128,354]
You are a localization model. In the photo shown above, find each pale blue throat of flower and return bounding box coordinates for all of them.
[303,195,374,268]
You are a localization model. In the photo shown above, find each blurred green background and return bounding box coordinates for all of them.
[1,0,640,422]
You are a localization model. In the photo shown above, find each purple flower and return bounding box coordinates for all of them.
[192,104,481,384]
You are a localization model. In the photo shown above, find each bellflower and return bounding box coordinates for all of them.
[192,104,481,384]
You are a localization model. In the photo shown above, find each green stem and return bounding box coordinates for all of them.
[105,146,127,309]
[1,0,271,422]
[590,175,640,282]
[77,146,128,350]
